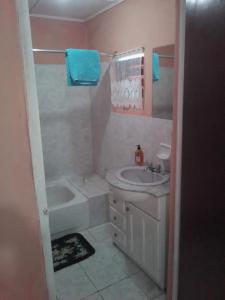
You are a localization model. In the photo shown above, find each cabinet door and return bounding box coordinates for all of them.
[126,203,144,264]
[142,211,160,279]
[126,203,160,281]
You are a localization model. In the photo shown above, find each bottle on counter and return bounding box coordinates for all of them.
[135,144,144,165]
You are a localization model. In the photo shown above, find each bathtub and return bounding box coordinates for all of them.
[46,179,89,235]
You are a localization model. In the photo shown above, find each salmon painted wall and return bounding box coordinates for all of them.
[0,1,48,299]
[86,0,176,115]
[30,17,88,64]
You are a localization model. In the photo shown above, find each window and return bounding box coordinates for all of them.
[110,49,145,115]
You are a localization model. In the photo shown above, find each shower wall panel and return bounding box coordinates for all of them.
[35,65,93,181]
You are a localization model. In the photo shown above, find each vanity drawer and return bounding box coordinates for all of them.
[110,206,126,231]
[109,193,125,213]
[111,224,127,249]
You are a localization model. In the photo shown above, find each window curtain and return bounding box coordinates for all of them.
[110,49,144,109]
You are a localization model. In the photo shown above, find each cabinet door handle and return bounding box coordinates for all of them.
[126,207,130,212]
[113,216,117,221]
[114,233,118,238]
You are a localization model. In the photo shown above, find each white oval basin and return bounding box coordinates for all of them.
[116,166,169,186]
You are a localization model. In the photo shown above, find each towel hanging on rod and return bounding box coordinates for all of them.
[66,49,101,86]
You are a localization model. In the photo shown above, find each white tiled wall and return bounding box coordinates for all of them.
[35,65,93,181]
[90,63,172,177]
[35,63,172,181]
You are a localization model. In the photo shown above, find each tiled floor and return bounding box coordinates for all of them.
[55,223,165,300]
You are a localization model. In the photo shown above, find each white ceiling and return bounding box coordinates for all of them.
[29,0,125,22]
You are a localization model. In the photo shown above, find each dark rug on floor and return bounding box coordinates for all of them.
[51,233,95,272]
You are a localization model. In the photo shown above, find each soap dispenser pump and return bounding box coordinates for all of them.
[135,145,144,165]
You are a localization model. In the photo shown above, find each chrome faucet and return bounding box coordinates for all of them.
[144,163,161,173]
[144,163,153,172]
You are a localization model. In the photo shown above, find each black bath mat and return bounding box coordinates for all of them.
[51,233,95,272]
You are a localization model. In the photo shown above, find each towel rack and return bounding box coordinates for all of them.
[32,48,114,57]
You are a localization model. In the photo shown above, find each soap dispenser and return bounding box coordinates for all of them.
[157,143,171,173]
[135,145,144,165]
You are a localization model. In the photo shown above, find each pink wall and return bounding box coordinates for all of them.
[0,1,48,299]
[30,0,175,112]
[86,0,176,115]
[30,17,88,64]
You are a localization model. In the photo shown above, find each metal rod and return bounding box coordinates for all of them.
[158,54,174,59]
[114,47,145,57]
[32,48,114,57]
[32,47,145,58]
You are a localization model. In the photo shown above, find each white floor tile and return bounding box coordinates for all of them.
[79,238,127,289]
[79,229,96,244]
[55,264,97,300]
[129,272,163,299]
[155,294,166,300]
[100,277,148,300]
[81,259,127,290]
[88,223,112,242]
[80,240,115,269]
[106,240,126,256]
[81,292,103,300]
[112,250,141,276]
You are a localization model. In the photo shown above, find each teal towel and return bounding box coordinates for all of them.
[152,53,160,81]
[65,49,101,86]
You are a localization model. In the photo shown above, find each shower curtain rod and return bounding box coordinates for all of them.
[113,47,145,56]
[32,47,145,58]
[32,48,172,59]
[32,48,114,57]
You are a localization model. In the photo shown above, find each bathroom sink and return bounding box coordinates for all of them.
[116,166,169,186]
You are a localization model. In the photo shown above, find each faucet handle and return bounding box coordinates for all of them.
[155,164,161,173]
[147,162,153,169]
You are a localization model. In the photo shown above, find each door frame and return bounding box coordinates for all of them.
[167,0,186,299]
[14,1,186,300]
[15,1,56,299]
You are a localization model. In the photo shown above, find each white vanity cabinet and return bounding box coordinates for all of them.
[109,191,168,289]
